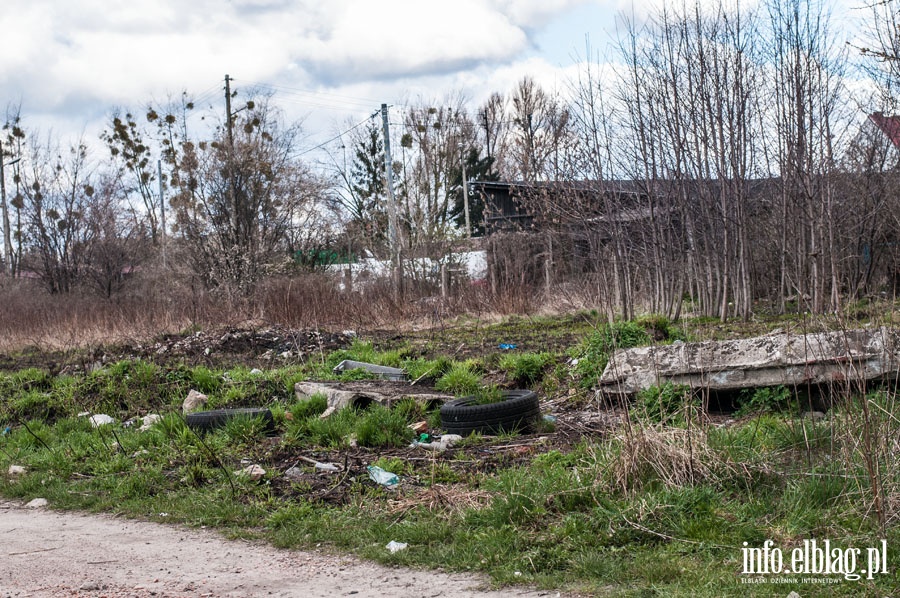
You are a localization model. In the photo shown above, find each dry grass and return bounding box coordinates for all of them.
[0,264,563,352]
[606,423,742,493]
[385,484,495,520]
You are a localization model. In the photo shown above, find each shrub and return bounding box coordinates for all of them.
[735,385,795,416]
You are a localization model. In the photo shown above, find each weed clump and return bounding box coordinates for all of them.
[356,405,415,447]
[435,362,482,396]
[635,383,698,424]
[499,352,552,387]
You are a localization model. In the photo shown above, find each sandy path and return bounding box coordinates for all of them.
[0,501,562,598]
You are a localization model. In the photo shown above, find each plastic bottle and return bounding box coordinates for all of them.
[367,465,399,487]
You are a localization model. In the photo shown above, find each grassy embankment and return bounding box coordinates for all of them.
[1,310,900,596]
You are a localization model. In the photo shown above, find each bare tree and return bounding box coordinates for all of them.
[161,94,329,293]
[16,135,96,293]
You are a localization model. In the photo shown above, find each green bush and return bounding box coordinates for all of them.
[735,385,795,416]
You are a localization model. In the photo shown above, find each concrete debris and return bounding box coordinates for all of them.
[182,389,208,414]
[138,414,162,432]
[295,381,452,417]
[89,414,115,427]
[598,327,900,398]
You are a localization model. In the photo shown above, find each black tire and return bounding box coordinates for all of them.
[440,390,540,435]
[185,408,275,434]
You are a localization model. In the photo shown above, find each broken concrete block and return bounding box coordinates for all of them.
[597,327,900,399]
[182,390,208,414]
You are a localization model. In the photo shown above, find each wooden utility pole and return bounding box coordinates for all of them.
[0,141,9,276]
[224,74,234,147]
[224,74,237,237]
[460,144,471,238]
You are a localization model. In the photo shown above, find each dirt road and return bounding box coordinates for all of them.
[0,501,562,598]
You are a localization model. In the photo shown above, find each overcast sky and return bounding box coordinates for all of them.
[0,0,630,155]
[0,0,863,162]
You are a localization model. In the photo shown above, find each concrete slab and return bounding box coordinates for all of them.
[596,327,900,398]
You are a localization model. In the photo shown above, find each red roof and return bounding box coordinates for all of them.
[869,112,900,148]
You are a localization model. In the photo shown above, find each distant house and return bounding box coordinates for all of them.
[471,179,649,234]
[868,112,900,149]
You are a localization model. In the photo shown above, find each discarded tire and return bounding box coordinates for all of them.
[185,408,275,434]
[440,390,540,436]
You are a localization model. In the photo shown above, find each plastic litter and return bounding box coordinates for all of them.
[385,540,408,553]
[543,414,557,423]
[498,343,517,350]
[315,462,340,472]
[2,426,10,435]
[367,465,399,488]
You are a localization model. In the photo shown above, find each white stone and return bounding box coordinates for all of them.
[89,414,115,427]
[138,414,162,432]
[25,498,48,508]
[182,390,208,413]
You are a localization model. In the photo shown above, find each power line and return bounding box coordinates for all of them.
[295,111,379,157]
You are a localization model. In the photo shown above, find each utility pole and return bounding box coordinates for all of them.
[0,140,9,276]
[224,74,237,238]
[459,144,471,238]
[381,103,402,295]
[158,159,166,269]
[482,110,492,164]
[225,74,234,147]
